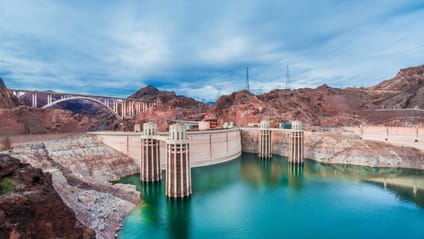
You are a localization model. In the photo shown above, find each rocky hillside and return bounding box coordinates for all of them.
[207,64,424,127]
[0,106,108,135]
[206,86,371,127]
[128,85,209,130]
[372,64,424,109]
[0,154,95,238]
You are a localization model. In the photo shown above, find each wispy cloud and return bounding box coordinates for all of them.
[0,0,423,100]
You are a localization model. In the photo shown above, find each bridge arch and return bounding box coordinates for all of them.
[41,96,123,121]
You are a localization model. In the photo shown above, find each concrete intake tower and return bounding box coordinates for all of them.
[166,124,192,198]
[140,122,161,182]
[288,121,304,164]
[258,119,272,159]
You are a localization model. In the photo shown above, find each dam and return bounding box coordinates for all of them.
[90,121,305,199]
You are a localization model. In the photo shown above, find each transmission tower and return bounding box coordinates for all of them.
[246,67,250,92]
[216,87,222,101]
[285,64,290,89]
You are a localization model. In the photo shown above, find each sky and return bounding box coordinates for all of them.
[0,0,424,101]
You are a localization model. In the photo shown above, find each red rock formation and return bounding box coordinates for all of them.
[206,86,370,127]
[128,85,209,131]
[0,106,102,135]
[372,64,424,109]
[0,87,20,109]
[0,154,95,238]
[206,65,424,127]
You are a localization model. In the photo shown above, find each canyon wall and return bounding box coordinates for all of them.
[6,135,141,239]
[0,154,95,239]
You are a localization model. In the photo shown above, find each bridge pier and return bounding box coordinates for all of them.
[258,119,272,159]
[47,93,53,105]
[113,100,117,113]
[32,92,38,107]
[166,124,191,198]
[288,121,304,164]
[122,101,126,118]
[140,122,161,182]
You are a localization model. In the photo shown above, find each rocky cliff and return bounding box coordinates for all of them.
[0,80,20,109]
[241,129,424,170]
[8,135,140,239]
[372,64,424,109]
[0,154,95,238]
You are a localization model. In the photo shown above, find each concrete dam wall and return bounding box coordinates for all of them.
[345,126,424,151]
[89,128,242,168]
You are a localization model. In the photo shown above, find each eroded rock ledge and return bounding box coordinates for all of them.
[8,134,140,239]
[0,154,95,238]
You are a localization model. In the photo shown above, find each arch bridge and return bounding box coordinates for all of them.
[8,89,155,120]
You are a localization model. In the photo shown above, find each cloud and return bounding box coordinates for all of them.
[0,0,423,100]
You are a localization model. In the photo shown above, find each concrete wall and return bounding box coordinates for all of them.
[345,126,424,151]
[89,128,241,169]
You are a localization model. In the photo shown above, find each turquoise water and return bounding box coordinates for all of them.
[117,153,424,239]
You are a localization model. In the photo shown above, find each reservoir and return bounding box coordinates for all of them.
[117,153,424,239]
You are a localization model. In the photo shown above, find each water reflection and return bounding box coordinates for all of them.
[240,154,285,188]
[141,182,162,226]
[191,159,241,193]
[288,163,304,190]
[167,199,191,239]
[237,153,424,207]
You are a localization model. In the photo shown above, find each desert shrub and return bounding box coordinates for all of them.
[0,177,14,194]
